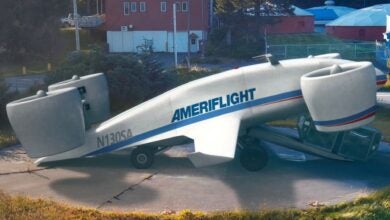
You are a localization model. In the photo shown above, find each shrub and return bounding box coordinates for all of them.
[0,78,19,128]
[176,66,216,85]
[47,47,177,112]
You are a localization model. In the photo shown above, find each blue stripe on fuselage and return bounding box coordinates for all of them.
[84,90,303,157]
[376,75,387,81]
[313,105,377,127]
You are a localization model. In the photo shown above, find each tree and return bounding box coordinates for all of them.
[211,0,293,57]
[215,0,293,41]
[0,0,70,62]
[215,0,241,45]
[47,47,177,112]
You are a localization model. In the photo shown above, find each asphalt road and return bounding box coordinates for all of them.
[1,128,390,213]
[4,75,45,93]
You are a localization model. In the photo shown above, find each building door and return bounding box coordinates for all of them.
[189,33,199,52]
[190,38,198,52]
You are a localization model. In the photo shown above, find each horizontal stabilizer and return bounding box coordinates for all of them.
[182,115,241,167]
[188,152,234,167]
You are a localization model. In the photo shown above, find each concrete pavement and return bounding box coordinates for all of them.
[1,129,390,213]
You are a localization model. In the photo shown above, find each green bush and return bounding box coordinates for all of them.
[176,66,215,85]
[47,47,177,112]
[0,78,19,128]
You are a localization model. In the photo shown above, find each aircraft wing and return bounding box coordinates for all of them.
[180,115,241,167]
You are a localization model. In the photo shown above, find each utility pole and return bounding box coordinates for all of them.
[209,0,213,29]
[173,3,178,67]
[73,0,80,51]
[187,0,191,68]
[264,27,268,54]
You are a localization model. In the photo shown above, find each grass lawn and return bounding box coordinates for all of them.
[267,33,345,45]
[267,33,376,61]
[1,187,390,219]
[0,129,18,149]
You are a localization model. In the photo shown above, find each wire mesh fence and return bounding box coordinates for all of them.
[1,63,51,93]
[376,42,390,69]
[267,43,377,61]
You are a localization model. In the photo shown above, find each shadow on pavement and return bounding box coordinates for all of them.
[42,143,390,210]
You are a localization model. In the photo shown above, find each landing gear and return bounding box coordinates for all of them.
[131,147,154,169]
[238,136,268,171]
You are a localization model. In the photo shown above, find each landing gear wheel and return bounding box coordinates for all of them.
[131,147,154,169]
[239,145,268,172]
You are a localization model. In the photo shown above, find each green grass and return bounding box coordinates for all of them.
[0,129,18,149]
[59,28,106,56]
[267,33,344,45]
[2,188,390,219]
[267,33,376,61]
[372,109,390,142]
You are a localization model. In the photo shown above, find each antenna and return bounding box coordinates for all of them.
[252,54,280,65]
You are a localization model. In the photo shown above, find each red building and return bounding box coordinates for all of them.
[103,0,211,53]
[326,26,385,41]
[257,6,314,34]
[325,4,389,41]
[265,15,314,34]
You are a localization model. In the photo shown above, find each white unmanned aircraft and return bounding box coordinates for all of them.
[6,53,389,171]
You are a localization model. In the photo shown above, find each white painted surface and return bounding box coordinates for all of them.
[377,92,390,108]
[31,56,385,165]
[107,30,204,53]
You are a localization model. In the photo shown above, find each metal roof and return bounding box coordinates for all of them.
[307,6,355,23]
[327,4,390,27]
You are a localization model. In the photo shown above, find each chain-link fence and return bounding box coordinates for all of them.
[267,43,377,61]
[376,41,390,69]
[1,64,51,93]
[4,75,46,93]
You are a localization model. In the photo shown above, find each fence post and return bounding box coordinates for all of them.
[284,45,287,59]
[47,63,52,71]
[22,66,27,75]
[354,44,357,59]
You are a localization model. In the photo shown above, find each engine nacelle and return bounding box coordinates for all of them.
[308,53,341,59]
[301,62,377,132]
[6,88,86,158]
[48,73,109,127]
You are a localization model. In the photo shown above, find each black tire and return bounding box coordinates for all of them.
[239,145,268,172]
[131,147,154,169]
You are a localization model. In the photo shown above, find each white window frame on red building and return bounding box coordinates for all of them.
[130,2,137,12]
[123,2,130,15]
[182,1,188,12]
[160,1,167,12]
[140,2,146,12]
[175,2,181,12]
